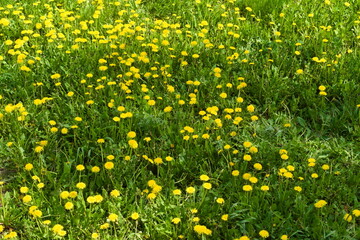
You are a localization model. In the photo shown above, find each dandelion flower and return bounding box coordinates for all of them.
[128,139,138,149]
[104,162,114,170]
[34,146,44,153]
[247,105,255,112]
[243,185,253,191]
[171,218,181,224]
[61,128,68,134]
[352,209,360,217]
[24,163,34,171]
[64,202,74,210]
[131,212,139,220]
[186,187,195,194]
[259,230,270,238]
[69,191,78,198]
[199,175,210,181]
[4,231,18,239]
[108,213,118,222]
[243,141,252,148]
[173,189,182,195]
[91,233,100,239]
[20,187,29,193]
[147,193,157,200]
[314,200,327,208]
[254,163,262,170]
[194,225,212,235]
[221,214,229,221]
[22,195,32,203]
[110,189,120,197]
[296,69,304,74]
[238,236,250,240]
[318,85,326,91]
[202,182,212,190]
[343,213,352,222]
[76,182,86,189]
[243,154,252,161]
[76,164,85,171]
[311,173,319,179]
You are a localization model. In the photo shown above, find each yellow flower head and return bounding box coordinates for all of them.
[76,164,85,171]
[104,162,114,170]
[199,174,210,181]
[50,73,61,79]
[259,230,270,238]
[76,182,86,189]
[110,189,120,197]
[22,195,32,203]
[24,163,34,171]
[186,187,195,194]
[128,139,138,149]
[131,212,139,220]
[173,189,181,195]
[314,200,327,208]
[352,209,360,217]
[34,146,44,153]
[296,69,304,74]
[108,213,118,222]
[242,185,253,191]
[64,202,74,210]
[202,182,212,190]
[171,217,181,224]
[343,213,353,222]
[194,225,212,235]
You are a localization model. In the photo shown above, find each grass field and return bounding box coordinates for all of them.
[0,0,359,239]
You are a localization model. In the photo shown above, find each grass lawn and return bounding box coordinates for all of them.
[0,0,359,239]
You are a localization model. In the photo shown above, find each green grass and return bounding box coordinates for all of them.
[0,0,359,239]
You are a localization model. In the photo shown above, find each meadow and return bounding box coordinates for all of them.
[0,0,359,239]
